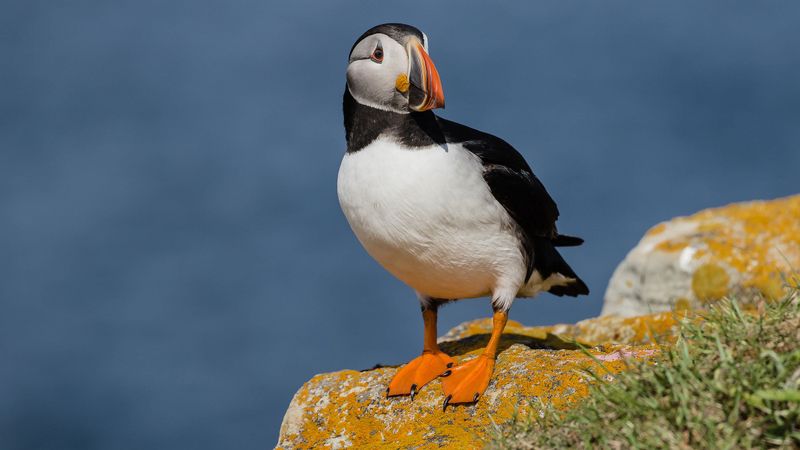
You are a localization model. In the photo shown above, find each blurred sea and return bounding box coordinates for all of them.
[2,1,799,448]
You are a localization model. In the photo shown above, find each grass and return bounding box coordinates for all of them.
[489,286,800,449]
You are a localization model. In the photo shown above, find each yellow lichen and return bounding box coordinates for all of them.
[278,341,661,449]
[692,263,730,303]
[278,314,674,449]
[674,297,691,311]
[656,240,690,252]
[653,195,800,302]
[758,274,785,301]
[445,311,681,347]
[646,223,667,236]
[278,196,800,448]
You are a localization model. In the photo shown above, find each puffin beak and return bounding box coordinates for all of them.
[407,40,445,111]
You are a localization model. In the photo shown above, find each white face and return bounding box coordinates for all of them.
[346,33,410,113]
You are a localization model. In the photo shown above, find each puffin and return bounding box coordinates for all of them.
[337,23,589,409]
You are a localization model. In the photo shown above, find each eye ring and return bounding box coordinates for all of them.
[370,46,384,63]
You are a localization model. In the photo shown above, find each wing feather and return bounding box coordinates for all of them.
[437,117,578,283]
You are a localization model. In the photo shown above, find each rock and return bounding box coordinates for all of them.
[277,313,673,449]
[441,311,680,348]
[602,195,800,317]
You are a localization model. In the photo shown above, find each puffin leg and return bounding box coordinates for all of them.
[387,306,454,399]
[441,309,508,408]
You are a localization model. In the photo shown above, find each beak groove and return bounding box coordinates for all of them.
[407,41,445,111]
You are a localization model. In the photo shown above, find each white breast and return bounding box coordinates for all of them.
[337,138,526,300]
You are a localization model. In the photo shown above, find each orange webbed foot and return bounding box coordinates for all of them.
[387,350,454,399]
[441,354,495,409]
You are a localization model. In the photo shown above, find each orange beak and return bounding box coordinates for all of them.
[407,40,445,111]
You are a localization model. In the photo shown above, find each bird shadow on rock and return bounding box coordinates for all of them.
[361,332,582,372]
[439,332,583,356]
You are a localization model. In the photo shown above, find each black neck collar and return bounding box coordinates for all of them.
[343,88,446,153]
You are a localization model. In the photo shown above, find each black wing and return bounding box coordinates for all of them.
[438,117,587,293]
[438,117,559,238]
[469,142,561,241]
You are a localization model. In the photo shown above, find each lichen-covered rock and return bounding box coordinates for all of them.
[441,311,681,349]
[277,313,671,449]
[602,195,800,317]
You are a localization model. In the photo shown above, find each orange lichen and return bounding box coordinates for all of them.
[445,311,682,347]
[652,195,800,300]
[278,196,800,448]
[277,313,680,449]
[278,341,661,449]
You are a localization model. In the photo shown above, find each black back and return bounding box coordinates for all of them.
[343,89,588,295]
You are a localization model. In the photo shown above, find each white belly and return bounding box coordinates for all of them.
[337,138,526,300]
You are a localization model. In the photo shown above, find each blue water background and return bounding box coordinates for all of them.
[2,1,799,448]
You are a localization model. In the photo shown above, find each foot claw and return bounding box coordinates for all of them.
[386,387,390,399]
[447,362,454,368]
[443,395,452,412]
[441,355,495,405]
[440,370,452,377]
[387,350,454,398]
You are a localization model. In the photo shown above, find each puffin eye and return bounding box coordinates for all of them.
[370,45,384,63]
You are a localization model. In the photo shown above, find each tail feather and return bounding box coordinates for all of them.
[552,234,584,247]
[533,238,589,297]
[548,277,589,297]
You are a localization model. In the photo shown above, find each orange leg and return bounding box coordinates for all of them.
[441,310,508,409]
[387,307,454,399]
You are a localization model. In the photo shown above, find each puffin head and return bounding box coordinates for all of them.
[346,23,445,114]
